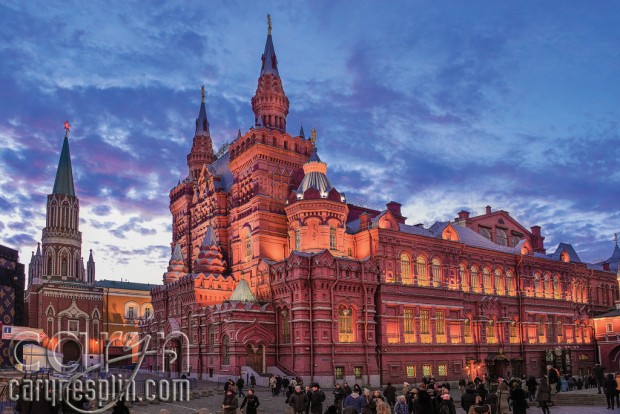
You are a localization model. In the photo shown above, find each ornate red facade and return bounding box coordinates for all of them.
[143,18,618,386]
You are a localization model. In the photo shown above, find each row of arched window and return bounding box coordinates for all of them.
[395,253,594,304]
[48,199,78,229]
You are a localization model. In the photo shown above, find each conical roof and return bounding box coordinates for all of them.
[171,243,184,262]
[260,17,279,76]
[52,136,76,196]
[229,279,257,302]
[202,225,218,247]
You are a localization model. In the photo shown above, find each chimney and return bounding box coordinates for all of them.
[458,210,470,220]
[531,226,541,237]
[360,212,370,231]
[485,205,492,215]
[386,201,402,217]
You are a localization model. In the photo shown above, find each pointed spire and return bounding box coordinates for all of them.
[195,85,210,137]
[172,243,184,262]
[299,126,305,138]
[202,224,218,247]
[229,279,257,302]
[36,242,41,256]
[87,249,95,284]
[52,123,76,196]
[261,14,279,76]
[237,129,242,140]
[164,243,188,284]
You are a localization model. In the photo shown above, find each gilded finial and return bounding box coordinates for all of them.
[201,85,205,103]
[310,128,317,148]
[63,120,71,138]
[267,14,272,36]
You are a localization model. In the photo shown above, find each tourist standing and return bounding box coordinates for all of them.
[344,387,365,414]
[289,385,310,414]
[497,379,510,414]
[333,383,346,414]
[221,388,239,414]
[605,373,617,410]
[509,380,528,414]
[536,377,551,414]
[394,395,408,414]
[310,383,326,414]
[240,388,260,414]
[237,374,245,398]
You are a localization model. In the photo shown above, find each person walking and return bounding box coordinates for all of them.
[237,374,245,398]
[240,388,260,414]
[221,388,239,414]
[310,383,326,414]
[289,385,310,414]
[605,373,617,410]
[525,377,537,402]
[383,382,396,407]
[510,380,528,414]
[497,379,510,414]
[270,375,277,396]
[250,374,256,388]
[333,383,346,414]
[438,393,457,414]
[536,377,551,414]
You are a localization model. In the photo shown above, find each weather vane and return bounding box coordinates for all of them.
[64,120,71,138]
[201,85,205,103]
[267,14,272,35]
[310,128,317,148]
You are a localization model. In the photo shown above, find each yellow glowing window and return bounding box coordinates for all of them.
[406,365,416,377]
[401,254,412,284]
[338,307,354,342]
[422,364,432,377]
[438,364,447,376]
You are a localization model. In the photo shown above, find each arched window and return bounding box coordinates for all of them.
[553,275,561,300]
[494,269,504,295]
[330,226,337,250]
[244,232,252,259]
[280,309,290,343]
[62,203,69,227]
[483,268,492,294]
[50,203,57,227]
[47,255,53,276]
[464,318,472,343]
[295,228,301,250]
[534,273,542,298]
[471,266,480,293]
[496,228,508,246]
[459,264,468,292]
[61,254,68,277]
[208,324,215,352]
[506,271,515,296]
[479,227,491,240]
[431,258,442,287]
[222,335,230,365]
[486,320,496,343]
[400,254,412,285]
[416,256,428,286]
[544,274,552,298]
[338,306,354,343]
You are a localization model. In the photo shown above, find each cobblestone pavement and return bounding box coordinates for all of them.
[127,386,613,414]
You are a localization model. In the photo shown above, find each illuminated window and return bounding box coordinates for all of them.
[295,228,300,250]
[438,364,447,376]
[460,265,468,291]
[544,274,552,298]
[431,258,442,287]
[404,309,415,343]
[464,318,472,343]
[494,269,504,295]
[496,228,508,246]
[506,271,515,296]
[483,268,492,294]
[330,226,337,250]
[387,321,400,344]
[400,254,412,284]
[607,323,613,333]
[281,309,290,343]
[436,311,445,335]
[557,321,563,340]
[354,366,363,379]
[406,365,416,377]
[416,256,428,286]
[471,266,480,293]
[335,367,344,380]
[420,310,430,334]
[338,307,354,343]
[422,364,432,377]
[537,316,545,337]
[479,227,491,240]
[509,322,517,342]
[534,273,542,298]
[486,320,496,343]
[553,276,561,299]
[222,335,230,365]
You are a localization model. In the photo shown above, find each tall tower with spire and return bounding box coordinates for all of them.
[251,14,290,131]
[187,86,216,180]
[36,123,90,282]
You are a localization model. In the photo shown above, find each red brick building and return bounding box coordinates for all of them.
[143,17,618,386]
[25,127,103,368]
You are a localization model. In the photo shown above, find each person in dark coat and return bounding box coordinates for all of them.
[605,373,617,410]
[438,393,457,414]
[484,392,498,414]
[333,383,346,414]
[240,388,260,414]
[461,384,479,414]
[221,389,239,414]
[537,377,551,414]
[344,382,352,397]
[111,398,130,414]
[310,384,326,414]
[289,386,310,414]
[250,374,256,387]
[509,381,528,414]
[525,376,537,401]
[237,375,246,398]
[305,385,313,414]
[383,383,396,407]
[417,387,435,414]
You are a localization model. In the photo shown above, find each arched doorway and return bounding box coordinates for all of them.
[246,344,264,373]
[62,340,81,366]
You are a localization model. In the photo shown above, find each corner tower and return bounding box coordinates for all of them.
[187,86,216,180]
[251,15,290,131]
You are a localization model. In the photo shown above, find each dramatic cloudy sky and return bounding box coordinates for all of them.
[1,1,619,284]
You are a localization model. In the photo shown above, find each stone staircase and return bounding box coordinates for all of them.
[532,391,607,406]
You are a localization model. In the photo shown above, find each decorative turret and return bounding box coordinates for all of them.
[251,14,289,131]
[285,129,349,255]
[86,249,96,284]
[28,243,43,286]
[193,225,226,275]
[163,243,188,284]
[187,85,216,180]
